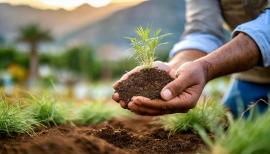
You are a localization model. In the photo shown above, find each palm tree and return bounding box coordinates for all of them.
[17,24,52,87]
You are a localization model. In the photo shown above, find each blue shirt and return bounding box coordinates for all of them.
[170,9,270,67]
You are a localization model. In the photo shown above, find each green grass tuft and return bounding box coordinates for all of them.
[0,99,38,135]
[127,26,171,68]
[74,102,129,125]
[0,90,131,136]
[160,99,226,133]
[209,109,270,154]
[27,94,68,126]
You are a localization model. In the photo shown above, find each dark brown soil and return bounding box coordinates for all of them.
[0,117,206,154]
[115,68,173,103]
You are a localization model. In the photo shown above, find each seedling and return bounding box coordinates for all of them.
[115,26,173,103]
[127,26,171,68]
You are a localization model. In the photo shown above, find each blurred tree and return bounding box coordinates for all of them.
[39,53,53,65]
[60,46,101,81]
[17,24,52,87]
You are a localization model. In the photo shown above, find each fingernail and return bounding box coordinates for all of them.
[161,89,172,100]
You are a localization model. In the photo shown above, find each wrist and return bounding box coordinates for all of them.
[193,59,213,82]
[193,32,260,81]
[168,49,207,70]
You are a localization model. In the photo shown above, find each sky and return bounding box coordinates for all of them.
[0,0,145,10]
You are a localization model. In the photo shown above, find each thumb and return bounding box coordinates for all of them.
[160,75,189,101]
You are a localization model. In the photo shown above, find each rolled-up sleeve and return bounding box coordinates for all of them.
[170,32,224,57]
[170,0,225,58]
[232,9,270,67]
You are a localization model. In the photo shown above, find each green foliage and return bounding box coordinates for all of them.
[17,23,52,43]
[56,46,102,81]
[193,101,270,154]
[109,48,170,79]
[0,47,29,69]
[17,23,53,84]
[0,99,37,135]
[160,99,226,133]
[128,26,171,68]
[207,108,270,154]
[27,94,68,126]
[0,45,104,81]
[74,102,129,125]
[0,90,130,136]
[39,53,53,65]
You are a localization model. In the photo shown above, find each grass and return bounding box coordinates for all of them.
[27,94,69,126]
[211,113,270,154]
[160,98,270,154]
[0,98,38,135]
[199,103,270,154]
[0,89,130,136]
[73,102,130,125]
[160,98,226,133]
[127,26,171,68]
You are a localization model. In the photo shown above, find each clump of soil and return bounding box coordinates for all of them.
[115,68,173,103]
[0,117,206,154]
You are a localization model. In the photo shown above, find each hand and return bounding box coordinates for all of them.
[127,61,208,115]
[112,61,173,108]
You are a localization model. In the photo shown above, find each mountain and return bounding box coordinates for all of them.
[0,3,136,41]
[0,0,186,60]
[61,0,186,50]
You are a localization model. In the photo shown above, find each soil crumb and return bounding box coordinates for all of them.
[0,117,205,154]
[115,68,173,103]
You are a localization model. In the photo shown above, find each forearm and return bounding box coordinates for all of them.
[196,33,261,81]
[168,50,206,73]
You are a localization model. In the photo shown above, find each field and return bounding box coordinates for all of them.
[1,31,269,153]
[0,117,205,154]
[0,90,206,154]
[2,1,270,153]
[1,88,270,154]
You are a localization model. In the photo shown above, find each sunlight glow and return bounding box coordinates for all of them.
[40,0,83,9]
[40,0,111,9]
[0,0,145,10]
[86,0,111,7]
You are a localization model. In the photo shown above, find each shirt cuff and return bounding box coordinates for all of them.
[169,33,224,58]
[232,9,270,67]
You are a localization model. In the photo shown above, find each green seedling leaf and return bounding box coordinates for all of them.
[127,26,171,68]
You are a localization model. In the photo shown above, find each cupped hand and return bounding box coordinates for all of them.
[112,61,172,108]
[127,61,208,115]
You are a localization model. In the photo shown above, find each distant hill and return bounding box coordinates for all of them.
[0,3,135,41]
[61,0,186,49]
[0,0,186,60]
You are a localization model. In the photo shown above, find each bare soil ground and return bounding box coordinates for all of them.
[0,117,206,154]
